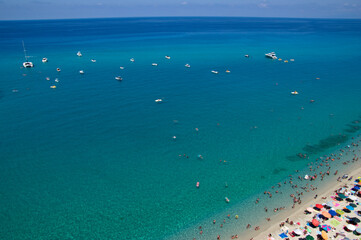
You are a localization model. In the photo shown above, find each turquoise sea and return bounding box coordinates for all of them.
[1,17,361,239]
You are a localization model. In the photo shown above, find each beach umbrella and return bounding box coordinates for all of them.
[322,211,332,219]
[306,235,314,240]
[343,207,351,213]
[312,219,320,227]
[294,229,302,236]
[347,224,356,231]
[353,186,360,190]
[336,209,344,215]
[321,230,328,240]
[307,207,314,212]
[328,210,337,217]
[321,224,331,232]
[346,205,354,211]
[350,203,357,208]
[338,193,347,199]
[349,217,360,223]
[315,204,324,209]
[349,195,357,201]
[356,228,361,234]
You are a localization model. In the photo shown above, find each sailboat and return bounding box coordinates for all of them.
[22,41,34,68]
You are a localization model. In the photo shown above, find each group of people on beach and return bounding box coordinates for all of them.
[192,135,360,239]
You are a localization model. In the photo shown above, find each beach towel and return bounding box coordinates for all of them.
[330,219,341,227]
[279,233,288,239]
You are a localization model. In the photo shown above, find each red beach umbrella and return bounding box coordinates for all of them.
[315,204,323,209]
[312,219,320,227]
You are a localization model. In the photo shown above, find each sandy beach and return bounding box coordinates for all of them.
[240,139,361,240]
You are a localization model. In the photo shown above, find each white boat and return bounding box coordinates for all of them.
[152,63,158,66]
[265,52,277,59]
[130,58,135,62]
[165,56,171,59]
[115,76,122,81]
[55,78,59,82]
[22,41,34,68]
[155,98,163,103]
[225,70,231,73]
[245,54,249,58]
[185,64,191,68]
[77,51,82,57]
[211,70,218,74]
[79,70,84,74]
[291,91,299,95]
[304,175,309,180]
[56,68,61,72]
[225,197,230,203]
[91,59,96,62]
[42,58,48,63]
[119,66,125,69]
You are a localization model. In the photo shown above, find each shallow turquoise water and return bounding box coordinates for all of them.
[0,17,361,239]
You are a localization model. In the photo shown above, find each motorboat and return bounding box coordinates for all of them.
[56,68,61,72]
[165,56,171,59]
[23,62,34,68]
[265,52,277,59]
[50,85,56,89]
[225,70,231,73]
[79,70,84,74]
[91,59,96,62]
[152,63,158,66]
[211,70,218,74]
[22,41,34,68]
[130,58,135,62]
[291,91,299,95]
[42,58,48,63]
[196,182,199,188]
[119,66,125,69]
[115,76,122,81]
[245,54,249,58]
[225,197,230,203]
[185,64,190,68]
[155,98,163,103]
[77,51,82,57]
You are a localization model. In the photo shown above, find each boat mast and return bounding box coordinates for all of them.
[22,40,28,61]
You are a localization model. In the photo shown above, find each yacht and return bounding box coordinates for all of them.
[115,76,123,81]
[22,41,34,68]
[185,64,191,68]
[77,51,82,57]
[42,58,48,63]
[155,98,163,103]
[211,70,218,74]
[265,52,277,59]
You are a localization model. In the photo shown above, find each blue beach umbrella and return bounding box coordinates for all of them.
[354,186,360,190]
[328,210,337,217]
[346,205,354,211]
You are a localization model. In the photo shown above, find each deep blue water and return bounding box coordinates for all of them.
[1,17,361,239]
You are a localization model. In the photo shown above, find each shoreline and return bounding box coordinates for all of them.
[241,138,361,240]
[248,159,361,240]
[171,135,361,240]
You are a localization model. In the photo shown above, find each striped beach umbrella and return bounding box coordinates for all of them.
[321,224,331,232]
